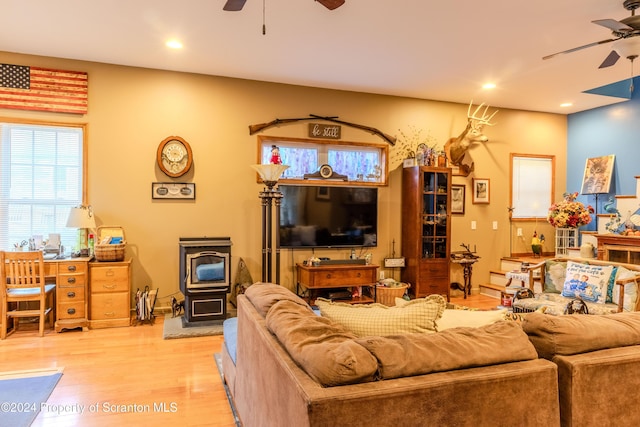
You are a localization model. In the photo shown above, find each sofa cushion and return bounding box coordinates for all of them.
[544,259,567,293]
[244,282,310,317]
[436,308,508,331]
[611,266,639,311]
[560,261,613,304]
[513,292,618,316]
[315,294,446,337]
[265,299,378,387]
[355,321,538,379]
[522,311,640,359]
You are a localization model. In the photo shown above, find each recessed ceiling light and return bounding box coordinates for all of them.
[560,102,573,108]
[166,39,183,49]
[482,83,496,90]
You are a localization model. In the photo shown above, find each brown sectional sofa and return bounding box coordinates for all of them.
[523,312,640,426]
[222,283,560,427]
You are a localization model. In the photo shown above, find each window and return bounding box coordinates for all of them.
[510,154,555,219]
[258,136,388,186]
[0,120,86,251]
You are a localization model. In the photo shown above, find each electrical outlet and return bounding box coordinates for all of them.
[471,221,477,230]
[493,221,498,230]
[517,228,523,236]
[379,271,385,280]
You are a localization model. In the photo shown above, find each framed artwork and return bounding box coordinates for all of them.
[580,155,615,194]
[152,182,196,200]
[316,186,330,200]
[472,178,490,204]
[451,184,465,214]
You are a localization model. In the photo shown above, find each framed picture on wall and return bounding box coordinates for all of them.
[472,178,490,204]
[451,184,465,214]
[580,154,615,194]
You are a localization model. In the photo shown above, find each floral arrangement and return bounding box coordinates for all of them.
[547,192,594,228]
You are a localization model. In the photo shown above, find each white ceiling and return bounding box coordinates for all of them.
[1,0,640,114]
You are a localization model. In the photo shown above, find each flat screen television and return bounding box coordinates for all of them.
[279,185,378,249]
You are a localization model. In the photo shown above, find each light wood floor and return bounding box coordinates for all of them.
[0,317,236,427]
[0,293,497,426]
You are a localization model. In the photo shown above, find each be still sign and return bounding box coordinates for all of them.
[308,123,341,139]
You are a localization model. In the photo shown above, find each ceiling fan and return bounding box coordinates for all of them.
[544,0,640,68]
[223,0,345,11]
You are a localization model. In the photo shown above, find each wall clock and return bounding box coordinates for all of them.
[157,136,193,177]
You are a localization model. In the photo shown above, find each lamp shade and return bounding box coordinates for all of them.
[251,164,289,189]
[66,206,96,229]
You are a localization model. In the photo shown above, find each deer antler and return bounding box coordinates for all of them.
[467,101,498,126]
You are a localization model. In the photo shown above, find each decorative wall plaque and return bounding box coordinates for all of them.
[308,123,341,139]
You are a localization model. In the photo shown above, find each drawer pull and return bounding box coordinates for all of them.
[67,308,76,315]
[67,291,76,298]
[104,312,115,317]
[106,269,115,277]
[357,273,361,277]
[67,277,76,284]
[325,274,332,279]
[67,265,77,272]
[103,283,116,290]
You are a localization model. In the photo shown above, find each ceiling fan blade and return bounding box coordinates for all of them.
[543,38,619,60]
[223,0,247,11]
[592,19,634,33]
[317,0,345,10]
[599,50,621,68]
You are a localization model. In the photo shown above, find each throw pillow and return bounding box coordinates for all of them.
[606,266,619,303]
[611,266,640,311]
[561,261,613,304]
[543,260,567,293]
[355,321,538,380]
[265,299,378,386]
[436,308,508,331]
[315,294,446,337]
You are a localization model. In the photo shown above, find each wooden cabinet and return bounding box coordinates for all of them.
[53,258,90,333]
[89,260,131,329]
[296,263,378,304]
[596,234,640,264]
[401,166,451,300]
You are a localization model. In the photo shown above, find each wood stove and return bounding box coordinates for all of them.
[179,237,232,327]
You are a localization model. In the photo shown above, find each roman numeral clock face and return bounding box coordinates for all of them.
[157,136,193,177]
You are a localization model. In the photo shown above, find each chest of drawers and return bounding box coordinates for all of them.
[52,258,90,333]
[89,260,131,328]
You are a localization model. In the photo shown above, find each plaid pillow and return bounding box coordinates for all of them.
[315,295,446,337]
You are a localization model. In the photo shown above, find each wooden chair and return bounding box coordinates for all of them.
[0,251,56,339]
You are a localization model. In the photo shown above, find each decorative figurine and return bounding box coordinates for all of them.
[531,231,544,257]
[270,144,282,164]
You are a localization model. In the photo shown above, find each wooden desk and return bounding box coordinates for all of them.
[296,263,378,304]
[45,257,91,332]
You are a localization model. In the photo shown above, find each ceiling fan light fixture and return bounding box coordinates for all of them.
[613,37,640,59]
[316,0,345,10]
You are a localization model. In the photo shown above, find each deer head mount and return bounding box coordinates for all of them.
[444,101,498,177]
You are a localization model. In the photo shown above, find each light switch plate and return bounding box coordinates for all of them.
[384,257,405,268]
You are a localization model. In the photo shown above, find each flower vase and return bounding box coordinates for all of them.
[555,227,578,257]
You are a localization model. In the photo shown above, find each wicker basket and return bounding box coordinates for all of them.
[376,284,408,306]
[94,226,126,262]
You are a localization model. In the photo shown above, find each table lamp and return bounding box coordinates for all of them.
[66,205,96,256]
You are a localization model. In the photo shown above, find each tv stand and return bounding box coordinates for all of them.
[296,263,378,304]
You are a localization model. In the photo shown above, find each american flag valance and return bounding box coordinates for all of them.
[0,64,88,114]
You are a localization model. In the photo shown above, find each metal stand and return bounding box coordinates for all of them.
[258,187,283,283]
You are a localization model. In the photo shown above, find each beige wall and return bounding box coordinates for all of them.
[1,51,566,307]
